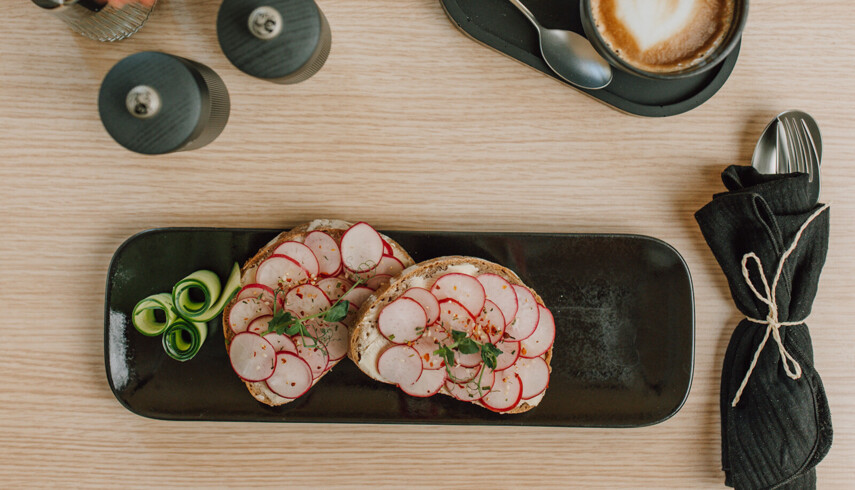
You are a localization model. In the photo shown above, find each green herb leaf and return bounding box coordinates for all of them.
[324,300,350,323]
[433,345,455,367]
[481,342,502,370]
[450,329,468,343]
[456,337,479,354]
[266,308,299,335]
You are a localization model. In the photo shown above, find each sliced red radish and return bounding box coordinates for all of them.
[376,344,422,386]
[341,285,373,307]
[456,350,483,368]
[228,332,276,382]
[413,326,450,369]
[520,306,555,358]
[447,363,481,383]
[255,254,309,290]
[340,222,384,273]
[494,340,521,371]
[477,274,519,327]
[248,314,272,334]
[309,321,348,361]
[437,298,477,336]
[477,299,506,344]
[382,239,393,256]
[481,372,522,412]
[514,356,549,399]
[265,352,313,399]
[505,285,539,341]
[263,332,297,353]
[242,266,258,285]
[365,274,392,290]
[293,335,329,378]
[236,283,278,308]
[272,241,320,278]
[445,369,495,401]
[228,298,273,334]
[400,368,447,397]
[378,297,428,344]
[401,287,440,325]
[284,284,331,318]
[375,255,405,277]
[316,277,352,301]
[303,231,342,276]
[431,273,486,318]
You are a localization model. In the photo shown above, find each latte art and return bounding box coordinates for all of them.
[591,0,735,73]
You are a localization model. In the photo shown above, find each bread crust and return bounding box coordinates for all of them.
[348,256,553,414]
[222,220,414,406]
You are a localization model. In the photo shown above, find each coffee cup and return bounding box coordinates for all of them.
[579,0,748,80]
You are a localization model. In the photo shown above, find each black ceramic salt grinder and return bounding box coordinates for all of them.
[98,52,230,155]
[217,0,331,84]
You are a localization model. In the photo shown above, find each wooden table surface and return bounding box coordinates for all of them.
[1,0,853,487]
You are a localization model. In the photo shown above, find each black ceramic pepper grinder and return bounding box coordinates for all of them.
[98,52,230,155]
[217,0,331,84]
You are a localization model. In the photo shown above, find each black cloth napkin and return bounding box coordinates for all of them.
[695,166,833,490]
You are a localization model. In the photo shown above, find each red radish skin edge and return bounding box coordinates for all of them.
[228,332,276,382]
[340,222,384,273]
[265,352,313,399]
[480,372,523,413]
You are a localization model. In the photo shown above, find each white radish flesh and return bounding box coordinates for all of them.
[272,241,320,278]
[284,284,331,318]
[445,369,495,401]
[447,363,481,383]
[481,372,522,412]
[520,306,555,358]
[514,356,550,399]
[265,352,313,399]
[247,315,272,334]
[437,299,477,336]
[311,321,348,361]
[303,231,342,276]
[255,254,309,290]
[477,299,506,344]
[505,285,539,341]
[378,297,428,344]
[365,274,392,290]
[494,340,521,371]
[376,345,422,386]
[431,273,486,317]
[228,332,276,382]
[315,277,352,301]
[293,335,329,378]
[400,368,447,397]
[382,239,393,256]
[401,287,440,325]
[340,222,384,273]
[236,284,278,309]
[375,255,405,277]
[228,298,273,334]
[456,350,483,368]
[412,326,450,369]
[263,332,297,353]
[477,273,519,327]
[340,286,373,307]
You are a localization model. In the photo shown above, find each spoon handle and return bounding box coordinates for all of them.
[508,0,541,29]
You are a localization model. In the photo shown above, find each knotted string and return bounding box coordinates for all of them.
[731,203,830,407]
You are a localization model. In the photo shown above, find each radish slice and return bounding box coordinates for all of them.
[228,298,273,334]
[505,285,539,341]
[341,285,373,307]
[447,363,481,383]
[316,277,352,301]
[228,332,276,382]
[365,274,392,290]
[456,350,483,368]
[284,284,331,318]
[400,368,447,397]
[477,299,506,344]
[248,314,272,334]
[340,222,384,273]
[310,321,348,361]
[378,297,428,344]
[265,352,313,399]
[236,283,278,309]
[293,335,329,378]
[477,274,519,327]
[431,273,486,318]
[375,255,405,277]
[514,356,550,399]
[437,299,477,336]
[243,266,258,286]
[273,242,320,278]
[303,231,342,276]
[376,345,422,386]
[494,340,521,371]
[263,332,297,353]
[413,326,450,369]
[255,254,309,290]
[520,306,555,358]
[481,372,523,412]
[382,239,393,256]
[401,287,440,325]
[445,369,495,401]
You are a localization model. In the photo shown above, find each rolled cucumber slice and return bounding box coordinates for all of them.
[172,263,241,322]
[162,319,208,362]
[132,293,177,336]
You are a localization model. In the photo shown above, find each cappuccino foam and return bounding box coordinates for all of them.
[591,0,735,73]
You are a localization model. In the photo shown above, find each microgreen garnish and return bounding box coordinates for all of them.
[433,329,502,394]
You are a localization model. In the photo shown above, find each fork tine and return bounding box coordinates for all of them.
[788,117,806,174]
[800,119,818,183]
[784,117,804,174]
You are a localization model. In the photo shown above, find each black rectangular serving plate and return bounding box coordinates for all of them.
[440,0,740,117]
[105,228,694,427]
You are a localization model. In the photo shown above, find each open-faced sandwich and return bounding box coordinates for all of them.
[222,220,415,406]
[349,256,555,413]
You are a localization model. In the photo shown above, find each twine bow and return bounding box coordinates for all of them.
[731,203,829,407]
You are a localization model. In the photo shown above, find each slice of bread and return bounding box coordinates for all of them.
[222,219,415,406]
[349,256,554,414]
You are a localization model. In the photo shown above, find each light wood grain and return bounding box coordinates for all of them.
[1,0,854,487]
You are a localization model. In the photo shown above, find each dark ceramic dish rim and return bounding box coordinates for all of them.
[104,227,695,427]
